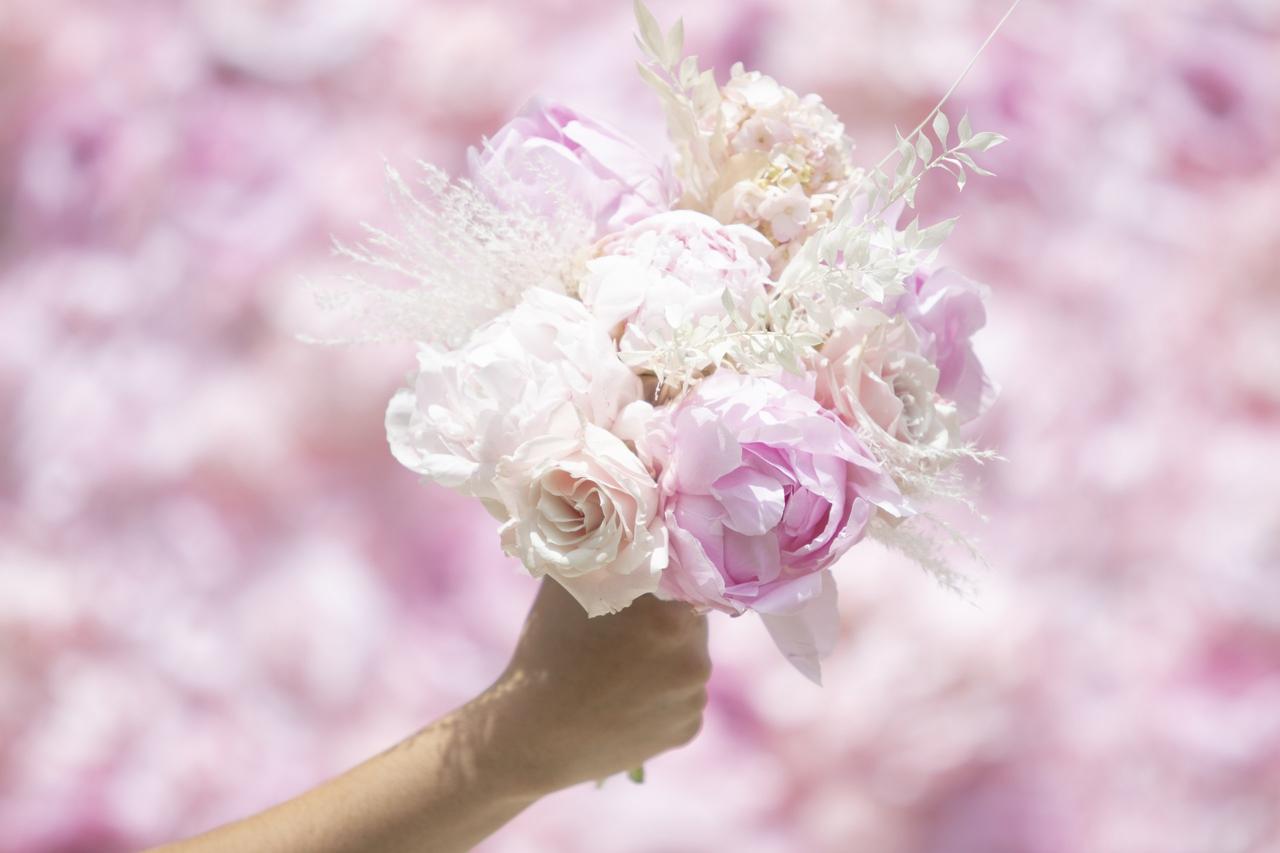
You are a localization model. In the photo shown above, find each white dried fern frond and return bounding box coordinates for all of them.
[867,512,986,598]
[303,161,592,349]
[853,410,1000,506]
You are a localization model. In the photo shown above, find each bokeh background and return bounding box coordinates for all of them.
[2,0,1279,851]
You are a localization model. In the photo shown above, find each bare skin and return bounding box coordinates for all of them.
[151,578,710,853]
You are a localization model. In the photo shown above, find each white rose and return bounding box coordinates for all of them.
[385,289,641,514]
[816,308,959,451]
[495,423,668,616]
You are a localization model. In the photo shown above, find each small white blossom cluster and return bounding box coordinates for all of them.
[691,64,855,273]
[353,1,1007,678]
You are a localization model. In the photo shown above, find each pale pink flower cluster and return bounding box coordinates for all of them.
[383,8,996,680]
[693,64,857,272]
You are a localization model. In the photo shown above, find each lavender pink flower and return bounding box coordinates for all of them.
[643,371,909,681]
[888,268,997,423]
[467,98,677,239]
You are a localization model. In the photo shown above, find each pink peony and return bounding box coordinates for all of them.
[385,289,641,515]
[888,269,996,423]
[467,98,677,238]
[579,210,772,367]
[644,371,908,681]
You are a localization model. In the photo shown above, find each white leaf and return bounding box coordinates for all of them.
[966,131,1005,152]
[667,18,685,63]
[635,60,668,95]
[916,133,933,164]
[679,55,699,85]
[634,0,665,65]
[918,217,957,250]
[720,287,737,316]
[932,111,950,146]
[792,332,825,349]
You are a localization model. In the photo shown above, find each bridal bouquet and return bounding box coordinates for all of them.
[333,3,1002,682]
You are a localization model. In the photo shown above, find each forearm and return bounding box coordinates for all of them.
[149,579,709,852]
[152,687,544,853]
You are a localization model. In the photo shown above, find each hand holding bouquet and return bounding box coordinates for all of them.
[333,2,1003,683]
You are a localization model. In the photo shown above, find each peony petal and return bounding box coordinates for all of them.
[580,255,652,328]
[778,487,832,552]
[711,467,786,536]
[652,371,911,630]
[672,406,742,494]
[757,571,840,685]
[722,528,783,587]
[661,509,735,613]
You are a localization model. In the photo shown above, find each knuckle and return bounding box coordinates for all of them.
[673,714,703,747]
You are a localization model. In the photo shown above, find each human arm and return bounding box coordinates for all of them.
[150,577,710,853]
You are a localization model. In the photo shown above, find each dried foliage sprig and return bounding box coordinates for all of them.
[304,161,591,348]
[631,0,1008,394]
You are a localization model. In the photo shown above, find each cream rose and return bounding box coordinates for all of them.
[816,308,959,451]
[494,422,668,617]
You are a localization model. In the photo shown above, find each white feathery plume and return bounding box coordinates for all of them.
[303,160,592,349]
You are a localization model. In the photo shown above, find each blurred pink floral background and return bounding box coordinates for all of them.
[2,1,1279,851]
